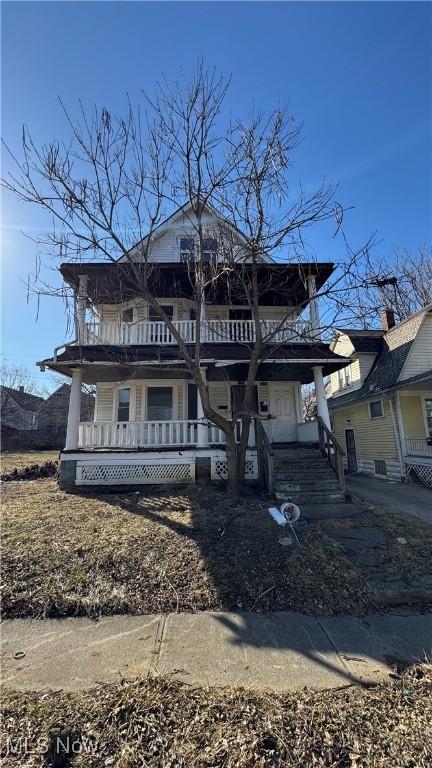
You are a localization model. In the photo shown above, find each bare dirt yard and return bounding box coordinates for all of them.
[2,479,431,619]
[1,665,431,767]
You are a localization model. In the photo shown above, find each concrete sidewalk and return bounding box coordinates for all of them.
[346,474,432,525]
[2,611,431,692]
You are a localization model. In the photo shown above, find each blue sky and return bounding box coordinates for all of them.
[1,1,431,385]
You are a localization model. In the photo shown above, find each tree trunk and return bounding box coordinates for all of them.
[225,430,239,488]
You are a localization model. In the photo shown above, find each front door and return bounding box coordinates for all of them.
[345,428,358,473]
[268,384,297,442]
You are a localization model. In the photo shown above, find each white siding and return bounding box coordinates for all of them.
[399,315,432,381]
[208,381,231,415]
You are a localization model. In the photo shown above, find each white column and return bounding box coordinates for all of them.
[197,368,209,447]
[77,274,89,343]
[313,365,331,430]
[307,274,321,340]
[65,368,82,450]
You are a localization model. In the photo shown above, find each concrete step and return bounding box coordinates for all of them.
[275,469,336,479]
[275,481,341,492]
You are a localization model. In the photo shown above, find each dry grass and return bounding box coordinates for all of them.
[2,480,371,618]
[2,479,431,619]
[0,451,59,474]
[1,665,431,767]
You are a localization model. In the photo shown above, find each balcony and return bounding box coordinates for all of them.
[405,438,432,457]
[83,318,313,346]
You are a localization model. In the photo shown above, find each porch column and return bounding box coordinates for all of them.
[77,274,89,344]
[197,368,209,447]
[307,274,321,340]
[313,365,331,430]
[65,368,82,450]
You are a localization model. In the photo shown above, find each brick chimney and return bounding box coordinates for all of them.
[381,308,395,331]
[18,385,25,392]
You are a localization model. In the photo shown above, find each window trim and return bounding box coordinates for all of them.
[337,364,352,390]
[113,384,136,423]
[368,399,384,420]
[146,385,174,422]
[421,396,432,438]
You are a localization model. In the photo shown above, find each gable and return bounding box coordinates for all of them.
[398,313,432,382]
[122,203,247,264]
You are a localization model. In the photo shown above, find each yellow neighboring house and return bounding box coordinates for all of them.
[327,306,432,488]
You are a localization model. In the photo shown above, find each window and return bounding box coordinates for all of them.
[203,238,218,262]
[121,308,134,323]
[374,459,387,476]
[337,365,352,389]
[179,237,218,262]
[424,398,432,437]
[117,388,130,422]
[148,304,174,322]
[180,238,195,262]
[369,399,384,419]
[147,387,173,420]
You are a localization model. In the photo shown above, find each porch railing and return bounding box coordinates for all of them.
[77,419,255,449]
[317,415,346,494]
[83,318,312,346]
[255,417,274,495]
[405,438,432,457]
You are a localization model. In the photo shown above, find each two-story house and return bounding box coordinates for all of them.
[38,202,349,491]
[327,306,432,487]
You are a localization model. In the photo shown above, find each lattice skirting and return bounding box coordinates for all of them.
[406,463,432,489]
[211,454,258,480]
[76,459,195,485]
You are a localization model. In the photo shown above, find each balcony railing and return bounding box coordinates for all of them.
[83,318,312,346]
[405,438,432,457]
[78,419,256,449]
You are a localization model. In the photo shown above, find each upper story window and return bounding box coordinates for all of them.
[369,399,384,419]
[148,305,174,322]
[117,388,130,422]
[337,365,352,389]
[180,238,195,262]
[179,237,218,262]
[122,308,134,323]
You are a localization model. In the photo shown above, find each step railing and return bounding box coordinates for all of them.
[255,417,274,495]
[83,318,312,346]
[316,415,346,494]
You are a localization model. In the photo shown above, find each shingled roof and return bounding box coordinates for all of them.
[328,305,432,408]
[334,329,384,354]
[0,385,44,412]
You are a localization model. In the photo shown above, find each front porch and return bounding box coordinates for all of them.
[77,418,319,450]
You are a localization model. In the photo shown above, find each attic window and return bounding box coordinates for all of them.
[369,399,384,419]
[179,237,218,262]
[180,238,195,262]
[338,365,352,389]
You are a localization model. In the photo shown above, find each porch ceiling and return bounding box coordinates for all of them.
[60,261,334,307]
[39,343,349,385]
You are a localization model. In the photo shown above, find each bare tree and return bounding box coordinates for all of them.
[0,361,43,396]
[2,62,375,486]
[347,246,432,326]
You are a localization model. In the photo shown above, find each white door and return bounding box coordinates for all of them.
[268,384,297,442]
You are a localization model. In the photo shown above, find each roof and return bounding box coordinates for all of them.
[60,261,335,308]
[328,306,431,408]
[334,328,384,354]
[0,385,44,412]
[39,342,349,384]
